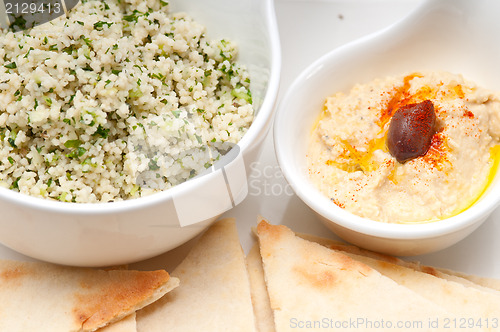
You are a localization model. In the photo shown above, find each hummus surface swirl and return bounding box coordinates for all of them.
[307,71,500,223]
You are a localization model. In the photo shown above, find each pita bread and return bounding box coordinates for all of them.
[136,218,257,332]
[96,267,137,332]
[0,260,178,332]
[256,221,457,332]
[432,267,500,291]
[98,314,136,332]
[246,244,275,332]
[299,233,500,294]
[296,233,500,327]
[335,251,500,322]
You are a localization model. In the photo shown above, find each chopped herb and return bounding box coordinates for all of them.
[23,47,34,59]
[231,88,252,103]
[123,10,143,23]
[9,15,27,31]
[57,192,68,201]
[62,45,75,54]
[94,125,110,139]
[94,21,114,30]
[8,156,14,164]
[148,159,160,171]
[81,157,97,172]
[66,147,86,159]
[10,177,20,190]
[4,62,17,69]
[150,73,160,79]
[7,138,16,148]
[128,88,143,98]
[134,65,143,73]
[79,35,92,47]
[64,139,82,149]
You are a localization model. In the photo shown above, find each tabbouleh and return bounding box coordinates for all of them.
[0,0,254,202]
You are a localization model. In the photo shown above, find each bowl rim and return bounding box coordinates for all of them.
[0,0,282,215]
[273,11,500,240]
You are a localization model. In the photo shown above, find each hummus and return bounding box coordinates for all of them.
[307,72,500,223]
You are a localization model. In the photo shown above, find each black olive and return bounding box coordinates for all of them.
[386,100,436,163]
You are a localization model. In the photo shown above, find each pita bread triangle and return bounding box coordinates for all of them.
[98,313,136,332]
[246,243,276,332]
[291,234,500,324]
[256,220,459,332]
[95,267,137,332]
[335,249,500,321]
[432,266,500,292]
[0,260,178,332]
[299,233,500,295]
[136,218,257,332]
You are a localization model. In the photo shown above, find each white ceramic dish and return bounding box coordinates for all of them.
[0,0,281,267]
[274,0,500,256]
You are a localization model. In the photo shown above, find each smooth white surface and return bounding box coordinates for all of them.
[2,0,499,279]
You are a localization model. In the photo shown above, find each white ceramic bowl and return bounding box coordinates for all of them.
[274,0,500,256]
[0,0,281,266]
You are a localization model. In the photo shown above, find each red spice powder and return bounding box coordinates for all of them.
[330,198,345,208]
[420,131,451,171]
[379,74,468,170]
[463,110,475,118]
